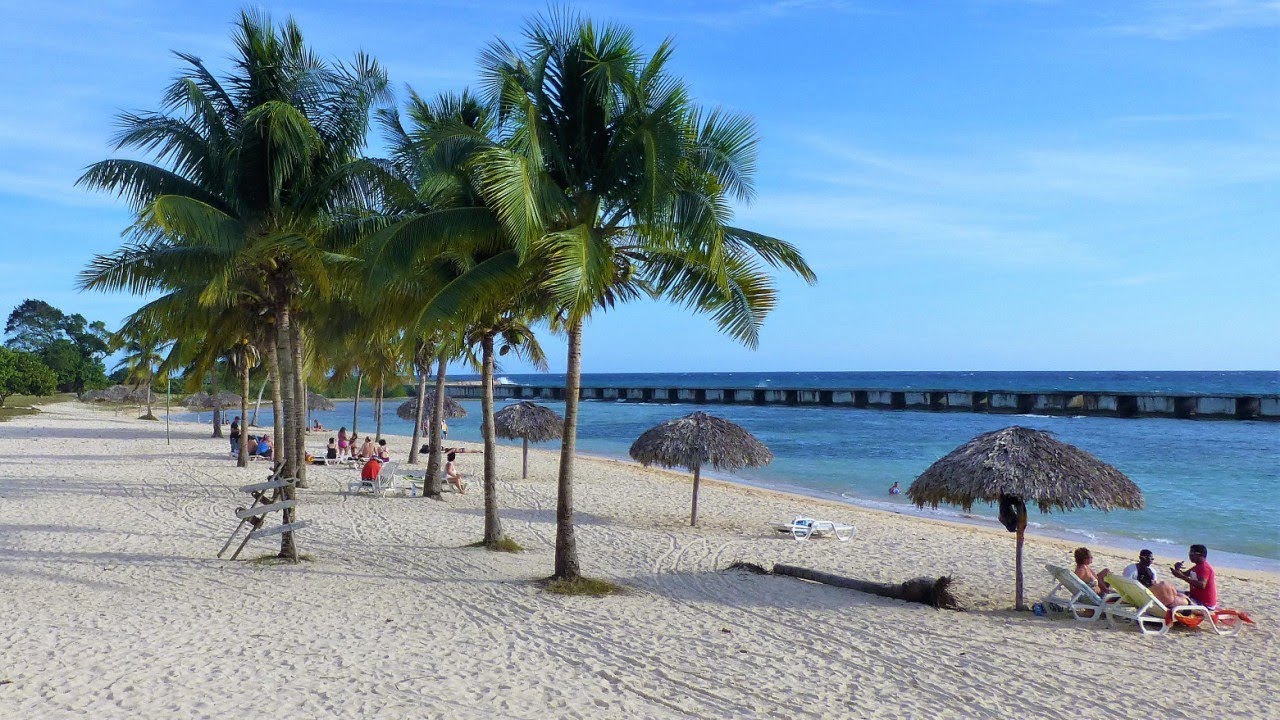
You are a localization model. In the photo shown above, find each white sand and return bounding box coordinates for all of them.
[1,402,1276,719]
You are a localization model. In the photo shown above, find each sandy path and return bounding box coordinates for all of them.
[0,402,1275,719]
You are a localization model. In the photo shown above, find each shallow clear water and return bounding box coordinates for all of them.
[218,371,1280,563]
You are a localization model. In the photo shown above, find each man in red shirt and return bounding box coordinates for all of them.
[361,457,382,483]
[1170,544,1217,609]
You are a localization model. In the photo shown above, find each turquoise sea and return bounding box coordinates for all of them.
[224,371,1280,567]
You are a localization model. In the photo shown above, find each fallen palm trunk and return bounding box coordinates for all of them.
[772,564,962,610]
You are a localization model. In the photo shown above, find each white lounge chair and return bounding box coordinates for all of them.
[1104,574,1241,637]
[346,461,400,498]
[772,516,855,541]
[1043,564,1112,621]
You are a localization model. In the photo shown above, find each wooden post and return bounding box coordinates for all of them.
[690,465,701,526]
[522,438,529,479]
[1015,504,1028,610]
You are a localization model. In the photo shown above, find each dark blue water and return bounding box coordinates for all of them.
[222,371,1280,563]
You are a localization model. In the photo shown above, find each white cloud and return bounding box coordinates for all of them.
[1105,0,1280,39]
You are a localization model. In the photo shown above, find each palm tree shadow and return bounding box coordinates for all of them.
[451,506,616,527]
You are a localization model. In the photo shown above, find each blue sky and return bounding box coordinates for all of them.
[1,0,1276,374]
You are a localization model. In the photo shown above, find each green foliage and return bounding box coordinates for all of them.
[4,300,110,393]
[487,536,524,553]
[0,347,58,405]
[543,576,621,597]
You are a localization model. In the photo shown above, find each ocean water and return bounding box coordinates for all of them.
[225,371,1280,565]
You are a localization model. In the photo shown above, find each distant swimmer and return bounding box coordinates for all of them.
[888,481,901,495]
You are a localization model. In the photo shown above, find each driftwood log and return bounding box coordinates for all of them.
[773,564,963,610]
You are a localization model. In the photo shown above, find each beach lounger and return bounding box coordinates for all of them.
[772,516,855,541]
[1043,564,1113,621]
[395,470,462,496]
[1104,574,1242,637]
[346,461,400,498]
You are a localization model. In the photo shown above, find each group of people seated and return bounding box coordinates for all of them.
[1073,544,1218,609]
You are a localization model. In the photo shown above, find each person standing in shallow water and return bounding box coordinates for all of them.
[888,481,901,495]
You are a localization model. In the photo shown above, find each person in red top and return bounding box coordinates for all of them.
[1170,544,1217,609]
[361,457,382,483]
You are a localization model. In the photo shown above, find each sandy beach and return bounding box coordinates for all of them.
[1,402,1275,719]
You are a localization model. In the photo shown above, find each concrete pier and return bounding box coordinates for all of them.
[458,384,1279,421]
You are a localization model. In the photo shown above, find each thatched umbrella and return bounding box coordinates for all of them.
[185,391,239,409]
[307,392,335,411]
[907,426,1144,610]
[629,411,773,526]
[493,401,563,478]
[396,395,466,421]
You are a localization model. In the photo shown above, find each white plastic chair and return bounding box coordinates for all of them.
[1104,574,1241,637]
[346,461,400,498]
[1043,564,1112,621]
[773,516,855,541]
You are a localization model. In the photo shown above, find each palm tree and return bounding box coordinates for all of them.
[457,13,815,580]
[357,88,510,495]
[465,309,546,548]
[112,322,168,420]
[78,9,388,559]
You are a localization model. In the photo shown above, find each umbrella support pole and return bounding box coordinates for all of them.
[1015,506,1028,610]
[690,466,700,526]
[522,439,529,479]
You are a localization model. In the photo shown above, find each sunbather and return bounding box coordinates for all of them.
[1073,547,1113,595]
[445,452,466,493]
[326,437,338,461]
[358,436,376,460]
[254,435,272,459]
[1170,544,1218,609]
[376,439,391,462]
[1121,549,1159,587]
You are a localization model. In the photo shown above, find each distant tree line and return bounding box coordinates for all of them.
[1,299,111,404]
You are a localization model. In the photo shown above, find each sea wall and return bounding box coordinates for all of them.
[451,384,1279,422]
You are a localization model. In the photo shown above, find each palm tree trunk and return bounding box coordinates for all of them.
[690,466,701,527]
[424,358,447,498]
[211,368,224,438]
[351,369,362,439]
[481,333,503,546]
[144,383,154,419]
[290,319,308,488]
[275,312,296,478]
[375,381,384,440]
[275,305,298,560]
[252,375,267,427]
[408,347,429,465]
[772,565,961,609]
[268,337,283,463]
[238,352,250,468]
[553,318,583,580]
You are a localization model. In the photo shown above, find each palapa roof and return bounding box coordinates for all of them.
[629,411,773,472]
[907,426,1144,513]
[184,391,240,409]
[493,401,563,443]
[307,392,335,411]
[84,385,149,404]
[396,394,467,420]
